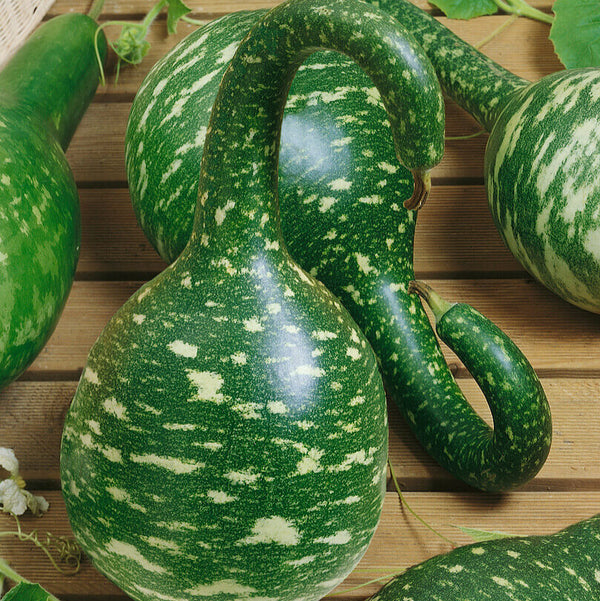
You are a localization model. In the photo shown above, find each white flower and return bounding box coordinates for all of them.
[0,479,27,515]
[0,447,19,475]
[0,447,48,517]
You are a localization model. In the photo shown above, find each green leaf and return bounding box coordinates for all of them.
[550,0,600,68]
[166,0,192,34]
[428,0,498,19]
[3,583,58,601]
[455,525,517,542]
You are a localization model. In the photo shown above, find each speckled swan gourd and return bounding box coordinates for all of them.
[125,3,551,491]
[376,0,600,313]
[60,1,445,599]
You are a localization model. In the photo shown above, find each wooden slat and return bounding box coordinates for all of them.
[0,491,596,599]
[67,101,486,184]
[75,185,520,277]
[76,16,561,99]
[2,379,600,490]
[20,279,600,377]
[48,0,555,18]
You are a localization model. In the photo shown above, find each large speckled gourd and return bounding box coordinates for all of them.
[126,6,551,491]
[0,14,107,389]
[369,514,600,599]
[373,0,600,313]
[60,1,444,599]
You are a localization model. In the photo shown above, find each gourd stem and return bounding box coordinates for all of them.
[377,0,530,131]
[0,558,28,585]
[408,281,454,324]
[404,170,431,211]
[193,0,444,248]
[474,14,519,50]
[493,0,554,24]
[87,0,105,21]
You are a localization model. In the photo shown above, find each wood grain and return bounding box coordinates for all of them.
[19,279,600,377]
[2,378,599,490]
[0,491,596,599]
[66,101,489,184]
[79,16,561,99]
[48,0,555,18]
[75,185,520,278]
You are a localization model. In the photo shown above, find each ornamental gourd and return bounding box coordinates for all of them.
[0,14,106,389]
[60,1,444,599]
[125,7,551,490]
[376,0,600,314]
[370,514,600,599]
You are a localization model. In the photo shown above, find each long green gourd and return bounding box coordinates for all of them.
[0,12,107,389]
[375,0,600,314]
[369,515,600,599]
[61,1,444,599]
[125,7,551,491]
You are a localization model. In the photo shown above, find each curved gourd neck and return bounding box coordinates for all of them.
[190,0,444,253]
[0,14,107,150]
[374,0,529,131]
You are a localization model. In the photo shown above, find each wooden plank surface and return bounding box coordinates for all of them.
[2,378,600,490]
[5,1,600,600]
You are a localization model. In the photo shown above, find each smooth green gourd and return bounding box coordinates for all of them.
[375,0,600,314]
[0,14,107,389]
[61,1,444,599]
[370,514,600,599]
[125,6,551,491]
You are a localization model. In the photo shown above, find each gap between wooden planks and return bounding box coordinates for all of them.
[1,378,600,490]
[18,279,600,377]
[0,491,597,599]
[73,185,523,278]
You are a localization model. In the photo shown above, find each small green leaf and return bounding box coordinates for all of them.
[3,583,58,601]
[111,24,151,65]
[166,0,192,34]
[455,525,517,542]
[428,0,498,19]
[550,0,600,68]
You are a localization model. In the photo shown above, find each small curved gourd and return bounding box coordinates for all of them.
[126,6,551,491]
[0,14,107,388]
[60,1,444,599]
[376,0,600,314]
[369,514,600,600]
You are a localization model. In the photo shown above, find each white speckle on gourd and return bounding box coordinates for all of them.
[313,530,351,545]
[130,453,205,474]
[267,401,288,414]
[105,539,171,574]
[231,351,248,365]
[132,314,146,324]
[266,303,281,314]
[346,347,361,361]
[286,555,316,567]
[318,196,337,212]
[186,370,225,403]
[207,490,237,504]
[243,318,264,332]
[103,397,129,420]
[239,516,301,546]
[167,340,198,358]
[349,395,365,406]
[83,367,100,384]
[328,177,352,191]
[217,42,239,65]
[223,470,260,485]
[358,195,383,205]
[293,365,325,377]
[0,251,7,263]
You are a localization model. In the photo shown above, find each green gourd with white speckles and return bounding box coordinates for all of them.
[369,514,600,600]
[0,14,107,389]
[374,0,600,314]
[125,5,551,491]
[61,1,443,599]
